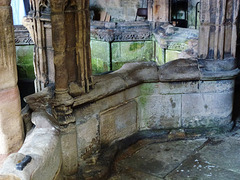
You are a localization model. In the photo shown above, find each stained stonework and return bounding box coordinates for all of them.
[100,101,137,145]
[90,0,147,21]
[0,1,24,160]
[148,0,169,22]
[198,0,240,59]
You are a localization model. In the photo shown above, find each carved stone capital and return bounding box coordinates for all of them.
[52,89,75,125]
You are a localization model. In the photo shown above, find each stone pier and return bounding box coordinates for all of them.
[198,0,240,59]
[0,0,24,166]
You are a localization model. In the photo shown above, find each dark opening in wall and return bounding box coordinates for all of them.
[171,0,188,28]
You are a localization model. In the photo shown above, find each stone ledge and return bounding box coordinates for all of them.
[74,59,239,107]
[0,112,61,180]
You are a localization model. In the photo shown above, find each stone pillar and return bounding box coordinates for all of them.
[148,0,169,22]
[50,1,77,179]
[0,0,24,164]
[76,0,93,93]
[198,0,240,59]
[23,0,54,92]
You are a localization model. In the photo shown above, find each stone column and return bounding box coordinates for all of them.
[198,0,240,59]
[23,0,54,92]
[148,0,169,22]
[0,0,24,165]
[50,1,77,179]
[50,0,74,121]
[76,0,93,93]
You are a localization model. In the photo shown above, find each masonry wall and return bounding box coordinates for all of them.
[90,0,147,21]
[74,79,234,166]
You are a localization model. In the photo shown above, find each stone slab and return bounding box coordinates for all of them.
[76,117,99,159]
[199,135,240,174]
[115,139,206,178]
[138,95,181,130]
[182,92,234,128]
[166,153,240,180]
[100,101,137,145]
[0,86,23,154]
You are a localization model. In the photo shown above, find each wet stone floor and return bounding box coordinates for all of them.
[108,129,240,180]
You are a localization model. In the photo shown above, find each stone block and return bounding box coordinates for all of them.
[182,92,234,128]
[124,85,142,100]
[74,75,127,106]
[60,124,78,176]
[199,80,235,93]
[76,117,99,158]
[140,83,157,95]
[0,86,23,154]
[138,95,181,130]
[100,101,137,145]
[157,81,200,94]
[0,127,61,180]
[158,59,200,82]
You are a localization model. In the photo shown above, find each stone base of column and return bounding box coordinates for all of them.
[0,86,24,155]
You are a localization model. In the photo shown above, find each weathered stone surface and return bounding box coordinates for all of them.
[109,171,162,180]
[113,61,158,86]
[153,25,199,61]
[74,62,158,107]
[140,82,200,95]
[0,127,61,180]
[0,174,21,180]
[100,101,137,145]
[115,139,206,178]
[198,80,235,93]
[199,136,240,173]
[138,95,181,130]
[24,86,53,111]
[0,86,23,154]
[74,75,127,106]
[166,132,240,179]
[198,0,240,59]
[182,92,234,128]
[31,111,59,130]
[76,117,99,159]
[60,124,78,176]
[0,6,18,91]
[90,0,144,21]
[166,153,240,180]
[158,59,200,82]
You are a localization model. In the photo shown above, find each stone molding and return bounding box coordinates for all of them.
[74,59,239,107]
[14,25,34,46]
[90,21,152,42]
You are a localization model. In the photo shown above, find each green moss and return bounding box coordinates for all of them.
[138,96,147,107]
[91,40,110,74]
[16,46,35,80]
[155,43,164,65]
[92,58,109,75]
[112,62,125,71]
[129,42,145,51]
[166,50,181,62]
[140,83,155,95]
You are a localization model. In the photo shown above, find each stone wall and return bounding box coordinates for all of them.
[90,0,147,21]
[73,60,238,169]
[187,0,200,29]
[91,40,153,74]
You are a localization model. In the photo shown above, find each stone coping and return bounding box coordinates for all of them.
[73,59,239,107]
[0,111,61,180]
[90,21,152,42]
[153,24,199,49]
